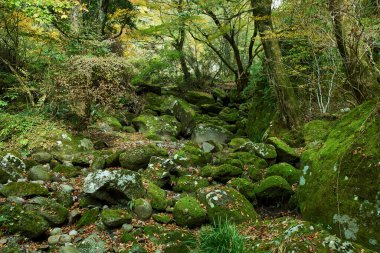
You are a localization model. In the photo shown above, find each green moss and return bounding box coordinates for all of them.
[227,178,256,201]
[132,114,181,140]
[77,208,100,228]
[101,209,132,228]
[247,165,264,182]
[52,164,81,178]
[197,186,258,224]
[0,182,49,197]
[103,116,123,130]
[173,196,207,227]
[152,213,172,224]
[25,197,68,226]
[297,100,380,250]
[119,144,168,170]
[200,164,242,183]
[228,138,251,149]
[267,137,299,163]
[146,181,168,211]
[185,91,215,106]
[302,120,334,144]
[173,175,209,192]
[254,176,293,201]
[173,99,198,135]
[266,163,301,185]
[173,142,211,167]
[218,107,240,123]
[229,152,268,169]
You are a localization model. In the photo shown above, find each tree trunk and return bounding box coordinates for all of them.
[176,0,191,83]
[251,0,299,129]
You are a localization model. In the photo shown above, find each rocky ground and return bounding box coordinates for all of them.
[0,86,377,252]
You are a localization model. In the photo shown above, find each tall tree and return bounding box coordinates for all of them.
[251,0,299,128]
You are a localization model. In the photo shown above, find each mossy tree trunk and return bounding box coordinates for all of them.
[251,0,299,129]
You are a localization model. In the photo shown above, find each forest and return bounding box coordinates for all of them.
[0,0,379,252]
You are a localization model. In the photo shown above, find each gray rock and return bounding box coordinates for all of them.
[59,245,80,253]
[28,165,52,181]
[133,198,153,220]
[48,235,61,245]
[77,234,106,253]
[50,227,63,236]
[83,170,145,204]
[60,234,72,243]
[121,223,133,232]
[101,208,132,228]
[192,123,232,145]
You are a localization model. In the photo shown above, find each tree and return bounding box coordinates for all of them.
[251,0,299,128]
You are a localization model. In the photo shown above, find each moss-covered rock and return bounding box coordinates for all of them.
[229,152,268,169]
[200,164,242,183]
[0,204,49,238]
[83,170,145,204]
[200,103,223,115]
[173,99,199,135]
[267,137,299,163]
[28,165,52,181]
[197,186,258,223]
[142,157,173,188]
[173,196,207,227]
[146,181,168,211]
[32,152,52,164]
[133,198,153,220]
[192,123,233,145]
[218,107,240,123]
[185,91,215,106]
[266,163,301,185]
[227,178,256,201]
[103,116,123,130]
[25,197,68,226]
[119,144,168,170]
[173,175,209,192]
[0,153,26,183]
[247,165,264,182]
[152,213,172,224]
[302,120,334,144]
[297,100,380,250]
[52,164,81,178]
[101,208,132,228]
[254,176,293,202]
[77,208,100,228]
[173,142,211,167]
[0,182,49,197]
[90,156,106,170]
[132,114,181,140]
[228,137,251,149]
[238,142,277,160]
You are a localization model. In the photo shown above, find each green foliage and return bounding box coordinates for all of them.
[196,219,245,253]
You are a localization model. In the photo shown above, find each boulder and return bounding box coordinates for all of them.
[226,178,256,201]
[238,142,277,160]
[28,165,52,181]
[101,208,132,228]
[32,152,52,164]
[119,144,168,170]
[185,91,215,106]
[0,182,49,197]
[266,163,301,185]
[146,181,168,211]
[173,196,207,227]
[173,99,198,135]
[0,153,26,183]
[77,208,100,228]
[52,164,81,178]
[267,137,299,163]
[297,100,380,250]
[25,197,68,226]
[133,198,153,220]
[254,176,293,202]
[302,120,334,144]
[173,175,209,193]
[197,186,258,223]
[0,204,49,238]
[192,123,232,145]
[200,164,242,183]
[173,142,211,167]
[83,170,145,204]
[218,107,240,123]
[132,114,181,140]
[77,234,106,253]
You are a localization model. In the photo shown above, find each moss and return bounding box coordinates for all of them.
[192,123,233,145]
[241,143,277,160]
[146,181,168,211]
[267,137,299,163]
[0,182,49,197]
[173,175,209,192]
[297,100,380,250]
[132,114,181,140]
[103,116,123,130]
[200,164,242,183]
[185,91,215,106]
[0,204,49,238]
[229,152,268,169]
[228,137,251,149]
[266,163,301,185]
[25,197,68,226]
[173,142,211,167]
[302,120,334,144]
[119,144,168,170]
[197,186,258,224]
[247,165,264,182]
[28,165,52,181]
[173,99,198,135]
[227,178,256,201]
[173,196,207,227]
[77,208,100,228]
[101,208,132,228]
[254,176,293,201]
[218,107,240,123]
[133,198,152,220]
[52,164,81,178]
[152,213,172,224]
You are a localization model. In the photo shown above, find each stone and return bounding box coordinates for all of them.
[218,107,240,123]
[185,91,215,106]
[173,99,198,135]
[0,204,49,238]
[254,176,293,202]
[267,137,299,163]
[59,245,80,253]
[266,163,301,185]
[173,175,209,193]
[25,197,69,226]
[122,223,134,232]
[146,181,168,211]
[50,227,63,235]
[133,198,153,220]
[53,164,81,178]
[28,165,52,181]
[173,196,207,227]
[239,142,277,160]
[173,142,211,167]
[119,144,168,170]
[197,186,258,224]
[32,152,52,164]
[0,182,48,197]
[152,213,172,224]
[132,114,181,140]
[48,235,61,245]
[83,170,145,204]
[101,208,132,228]
[77,234,106,253]
[192,123,233,145]
[200,164,242,183]
[302,120,334,144]
[226,178,256,201]
[0,153,26,183]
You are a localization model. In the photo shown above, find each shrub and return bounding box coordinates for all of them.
[196,219,245,253]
